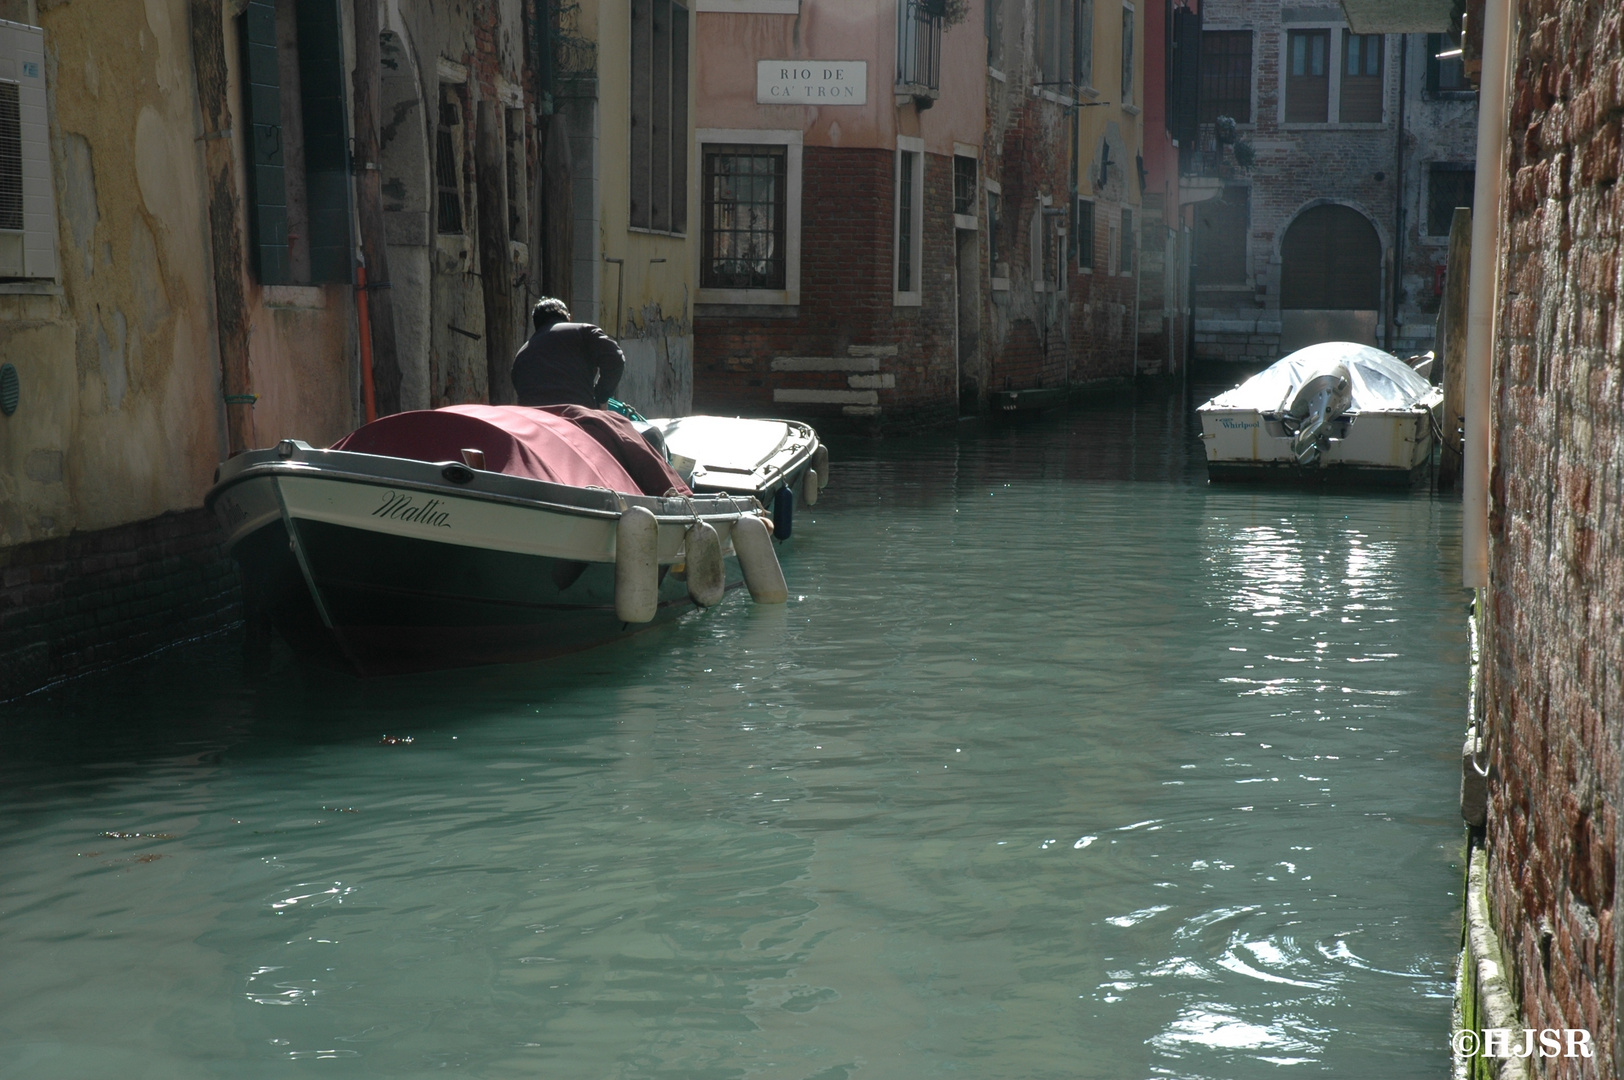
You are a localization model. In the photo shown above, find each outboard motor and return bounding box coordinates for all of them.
[1283,362,1352,466]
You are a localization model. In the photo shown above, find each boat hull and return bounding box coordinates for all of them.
[1198,401,1439,486]
[209,446,755,675]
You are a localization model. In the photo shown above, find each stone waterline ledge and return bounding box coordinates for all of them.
[1454,846,1531,1080]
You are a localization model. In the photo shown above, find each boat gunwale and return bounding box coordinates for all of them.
[207,451,757,526]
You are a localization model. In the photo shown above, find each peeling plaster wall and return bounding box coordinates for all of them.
[0,0,357,550]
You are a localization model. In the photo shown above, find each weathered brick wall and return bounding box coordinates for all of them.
[0,509,242,700]
[693,146,959,433]
[1484,0,1623,1072]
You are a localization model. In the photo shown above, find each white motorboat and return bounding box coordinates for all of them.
[207,405,791,675]
[1196,342,1444,485]
[645,414,828,539]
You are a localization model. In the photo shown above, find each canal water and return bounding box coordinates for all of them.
[0,385,1468,1079]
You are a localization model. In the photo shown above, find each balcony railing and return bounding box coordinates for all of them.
[897,0,943,104]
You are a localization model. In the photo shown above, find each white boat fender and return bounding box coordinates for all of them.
[812,445,829,489]
[685,521,725,607]
[732,514,788,604]
[614,506,660,623]
[802,467,819,506]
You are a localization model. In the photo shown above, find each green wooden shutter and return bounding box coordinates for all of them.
[296,0,353,283]
[241,0,290,283]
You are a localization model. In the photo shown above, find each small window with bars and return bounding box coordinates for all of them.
[1199,30,1252,124]
[1427,163,1475,235]
[701,145,786,290]
[436,85,465,235]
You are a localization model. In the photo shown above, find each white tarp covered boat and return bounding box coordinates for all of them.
[1197,342,1444,485]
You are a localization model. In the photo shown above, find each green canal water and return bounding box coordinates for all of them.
[0,388,1468,1078]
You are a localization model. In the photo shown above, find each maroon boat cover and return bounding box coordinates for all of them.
[330,405,690,497]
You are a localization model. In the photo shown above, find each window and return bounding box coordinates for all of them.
[436,84,465,234]
[1426,32,1470,93]
[897,0,943,93]
[986,0,1003,69]
[695,128,801,303]
[700,146,785,289]
[953,155,977,216]
[1075,198,1095,270]
[505,107,527,242]
[1074,0,1093,88]
[630,0,689,233]
[987,187,1002,273]
[1119,207,1133,274]
[895,139,923,303]
[1194,185,1248,285]
[1199,30,1252,124]
[0,22,53,280]
[1340,33,1383,122]
[1120,6,1134,106]
[1427,163,1475,235]
[240,0,353,283]
[1037,0,1072,88]
[1285,29,1329,123]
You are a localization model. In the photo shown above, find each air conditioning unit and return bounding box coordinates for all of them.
[0,19,54,281]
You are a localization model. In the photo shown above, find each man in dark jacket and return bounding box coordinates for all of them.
[510,297,626,408]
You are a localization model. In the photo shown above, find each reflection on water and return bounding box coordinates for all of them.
[0,386,1466,1078]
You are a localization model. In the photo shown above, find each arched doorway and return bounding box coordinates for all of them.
[1278,204,1381,349]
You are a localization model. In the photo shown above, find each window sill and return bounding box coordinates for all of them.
[697,287,798,306]
[1079,84,1101,99]
[953,213,978,231]
[1033,87,1075,106]
[0,279,62,295]
[991,277,1009,291]
[988,66,1006,83]
[893,291,922,307]
[628,226,688,239]
[1280,121,1387,130]
[1120,103,1141,116]
[695,302,799,319]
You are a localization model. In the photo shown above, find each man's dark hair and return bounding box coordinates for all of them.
[531,297,571,330]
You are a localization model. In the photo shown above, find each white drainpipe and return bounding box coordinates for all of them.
[1462,0,1514,588]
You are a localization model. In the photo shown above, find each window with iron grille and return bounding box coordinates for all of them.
[630,0,689,233]
[1340,32,1383,123]
[953,155,977,216]
[700,146,785,290]
[1285,29,1329,123]
[1427,163,1475,235]
[1199,30,1252,124]
[436,85,465,234]
[1075,198,1095,270]
[1426,32,1470,93]
[897,0,943,92]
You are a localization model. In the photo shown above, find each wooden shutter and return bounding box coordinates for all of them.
[1284,30,1329,123]
[1280,204,1380,309]
[296,0,352,283]
[241,0,290,283]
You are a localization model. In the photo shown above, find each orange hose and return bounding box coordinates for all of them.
[357,263,378,423]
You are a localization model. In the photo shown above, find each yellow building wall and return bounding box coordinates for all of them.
[1077,0,1145,215]
[0,0,356,550]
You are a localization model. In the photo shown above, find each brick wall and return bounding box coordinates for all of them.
[0,510,241,700]
[1483,0,1623,1072]
[694,146,959,433]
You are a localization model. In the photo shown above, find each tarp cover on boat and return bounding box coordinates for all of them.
[1205,342,1434,413]
[330,405,691,497]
